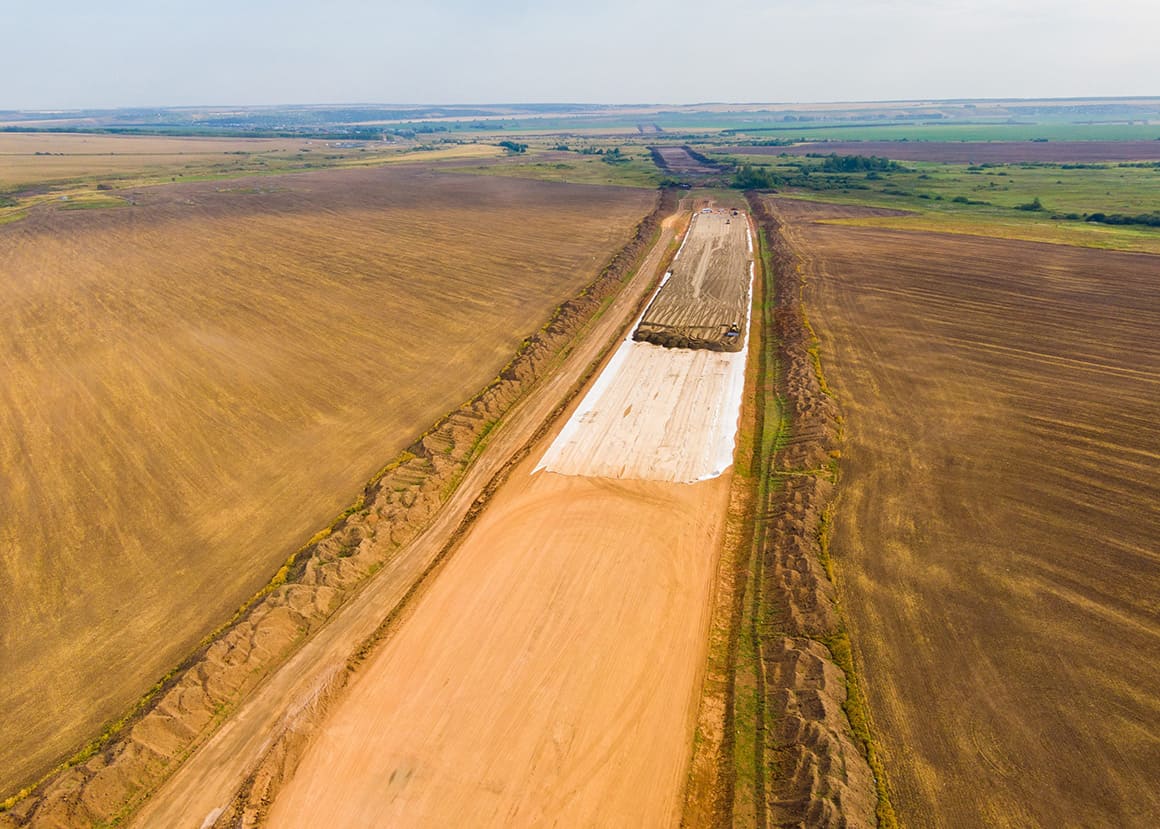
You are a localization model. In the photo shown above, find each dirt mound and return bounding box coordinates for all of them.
[744,193,878,826]
[1,190,679,829]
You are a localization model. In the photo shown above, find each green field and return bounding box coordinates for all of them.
[718,122,1160,142]
[448,148,663,188]
[702,149,1160,253]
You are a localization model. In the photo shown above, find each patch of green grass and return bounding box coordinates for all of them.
[718,153,1160,253]
[823,628,898,829]
[447,151,662,188]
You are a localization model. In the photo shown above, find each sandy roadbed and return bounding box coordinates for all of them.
[124,203,681,829]
[129,200,753,828]
[268,468,730,827]
[265,209,751,826]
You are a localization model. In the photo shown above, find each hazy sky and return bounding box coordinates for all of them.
[4,0,1158,109]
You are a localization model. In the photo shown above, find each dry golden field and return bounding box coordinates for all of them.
[0,164,654,794]
[0,133,318,188]
[0,133,503,198]
[776,199,1160,827]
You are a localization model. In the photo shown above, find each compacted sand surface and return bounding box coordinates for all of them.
[264,209,750,826]
[268,469,730,827]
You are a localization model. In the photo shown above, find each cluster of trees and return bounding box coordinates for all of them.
[732,164,782,189]
[498,140,527,154]
[1084,212,1160,227]
[810,153,904,173]
[730,164,871,193]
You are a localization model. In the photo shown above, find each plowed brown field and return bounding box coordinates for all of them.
[774,198,1160,827]
[0,133,314,188]
[0,165,653,795]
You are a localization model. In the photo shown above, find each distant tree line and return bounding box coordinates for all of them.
[730,163,872,192]
[741,138,796,147]
[1084,212,1160,227]
[808,153,904,172]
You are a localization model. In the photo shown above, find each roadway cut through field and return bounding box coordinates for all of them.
[266,207,753,827]
[539,209,753,482]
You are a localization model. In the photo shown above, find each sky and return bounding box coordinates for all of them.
[3,0,1158,109]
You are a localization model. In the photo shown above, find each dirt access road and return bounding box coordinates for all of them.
[265,212,751,826]
[269,462,731,826]
[128,204,685,828]
[651,146,720,176]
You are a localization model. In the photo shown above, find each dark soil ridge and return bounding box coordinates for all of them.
[633,322,745,352]
[0,188,679,829]
[743,193,878,827]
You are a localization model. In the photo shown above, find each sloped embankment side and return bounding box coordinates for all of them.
[1,188,678,829]
[741,193,881,827]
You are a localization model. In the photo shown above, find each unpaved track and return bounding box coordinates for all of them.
[128,208,682,829]
[264,208,745,826]
[268,469,729,827]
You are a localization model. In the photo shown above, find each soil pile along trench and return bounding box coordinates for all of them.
[724,193,879,827]
[1,191,678,829]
